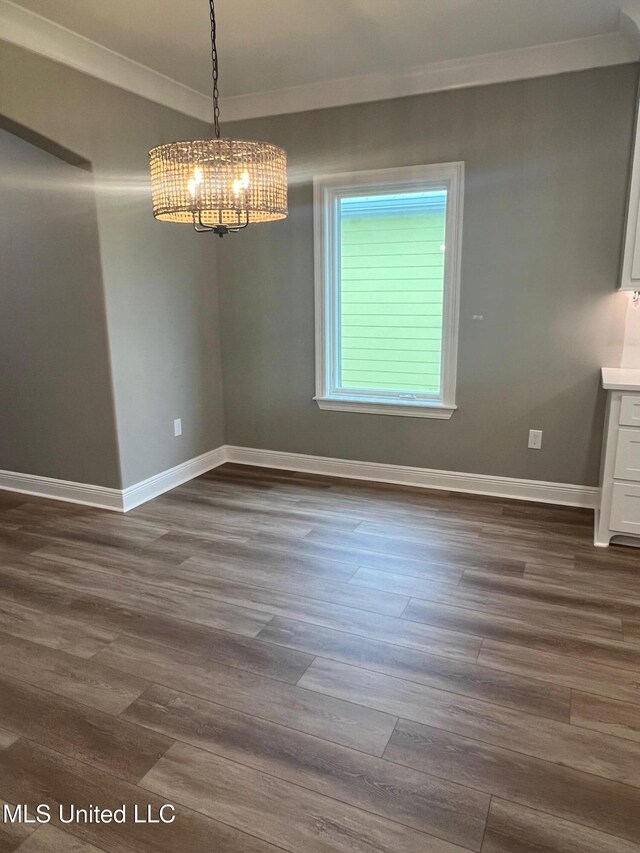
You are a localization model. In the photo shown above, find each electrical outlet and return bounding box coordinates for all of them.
[173,418,182,437]
[528,429,542,450]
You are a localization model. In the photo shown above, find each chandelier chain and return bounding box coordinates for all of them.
[209,0,221,138]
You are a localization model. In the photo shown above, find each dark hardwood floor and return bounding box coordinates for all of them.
[1,463,640,851]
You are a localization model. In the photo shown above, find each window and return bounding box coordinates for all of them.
[314,162,463,418]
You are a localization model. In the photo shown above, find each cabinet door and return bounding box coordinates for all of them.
[610,482,640,535]
[620,395,640,427]
[614,429,640,481]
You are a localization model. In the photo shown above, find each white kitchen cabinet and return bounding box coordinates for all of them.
[595,368,640,546]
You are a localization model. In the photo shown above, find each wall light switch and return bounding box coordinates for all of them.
[173,418,182,437]
[528,429,542,450]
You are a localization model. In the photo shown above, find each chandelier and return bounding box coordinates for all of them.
[149,0,288,236]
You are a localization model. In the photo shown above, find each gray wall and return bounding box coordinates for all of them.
[0,42,225,488]
[0,48,635,491]
[218,65,637,486]
[0,129,121,487]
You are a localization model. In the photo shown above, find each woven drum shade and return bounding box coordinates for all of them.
[149,138,287,226]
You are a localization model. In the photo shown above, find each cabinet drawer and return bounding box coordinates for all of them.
[614,428,640,481]
[620,395,640,427]
[610,482,640,535]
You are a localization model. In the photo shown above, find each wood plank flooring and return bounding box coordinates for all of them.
[1,465,640,851]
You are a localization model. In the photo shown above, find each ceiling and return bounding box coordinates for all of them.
[6,0,636,96]
[2,0,639,120]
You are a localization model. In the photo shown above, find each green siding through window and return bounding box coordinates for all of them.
[339,190,447,394]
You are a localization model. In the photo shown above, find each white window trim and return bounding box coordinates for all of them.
[313,162,464,419]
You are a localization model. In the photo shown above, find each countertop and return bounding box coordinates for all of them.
[602,367,640,391]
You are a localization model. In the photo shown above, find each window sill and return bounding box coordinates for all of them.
[314,396,456,419]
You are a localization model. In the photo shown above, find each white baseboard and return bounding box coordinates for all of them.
[0,469,123,511]
[0,447,227,513]
[224,446,600,509]
[121,447,227,511]
[0,445,599,512]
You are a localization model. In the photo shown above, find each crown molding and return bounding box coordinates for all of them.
[0,0,211,122]
[222,32,639,122]
[1,0,638,123]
